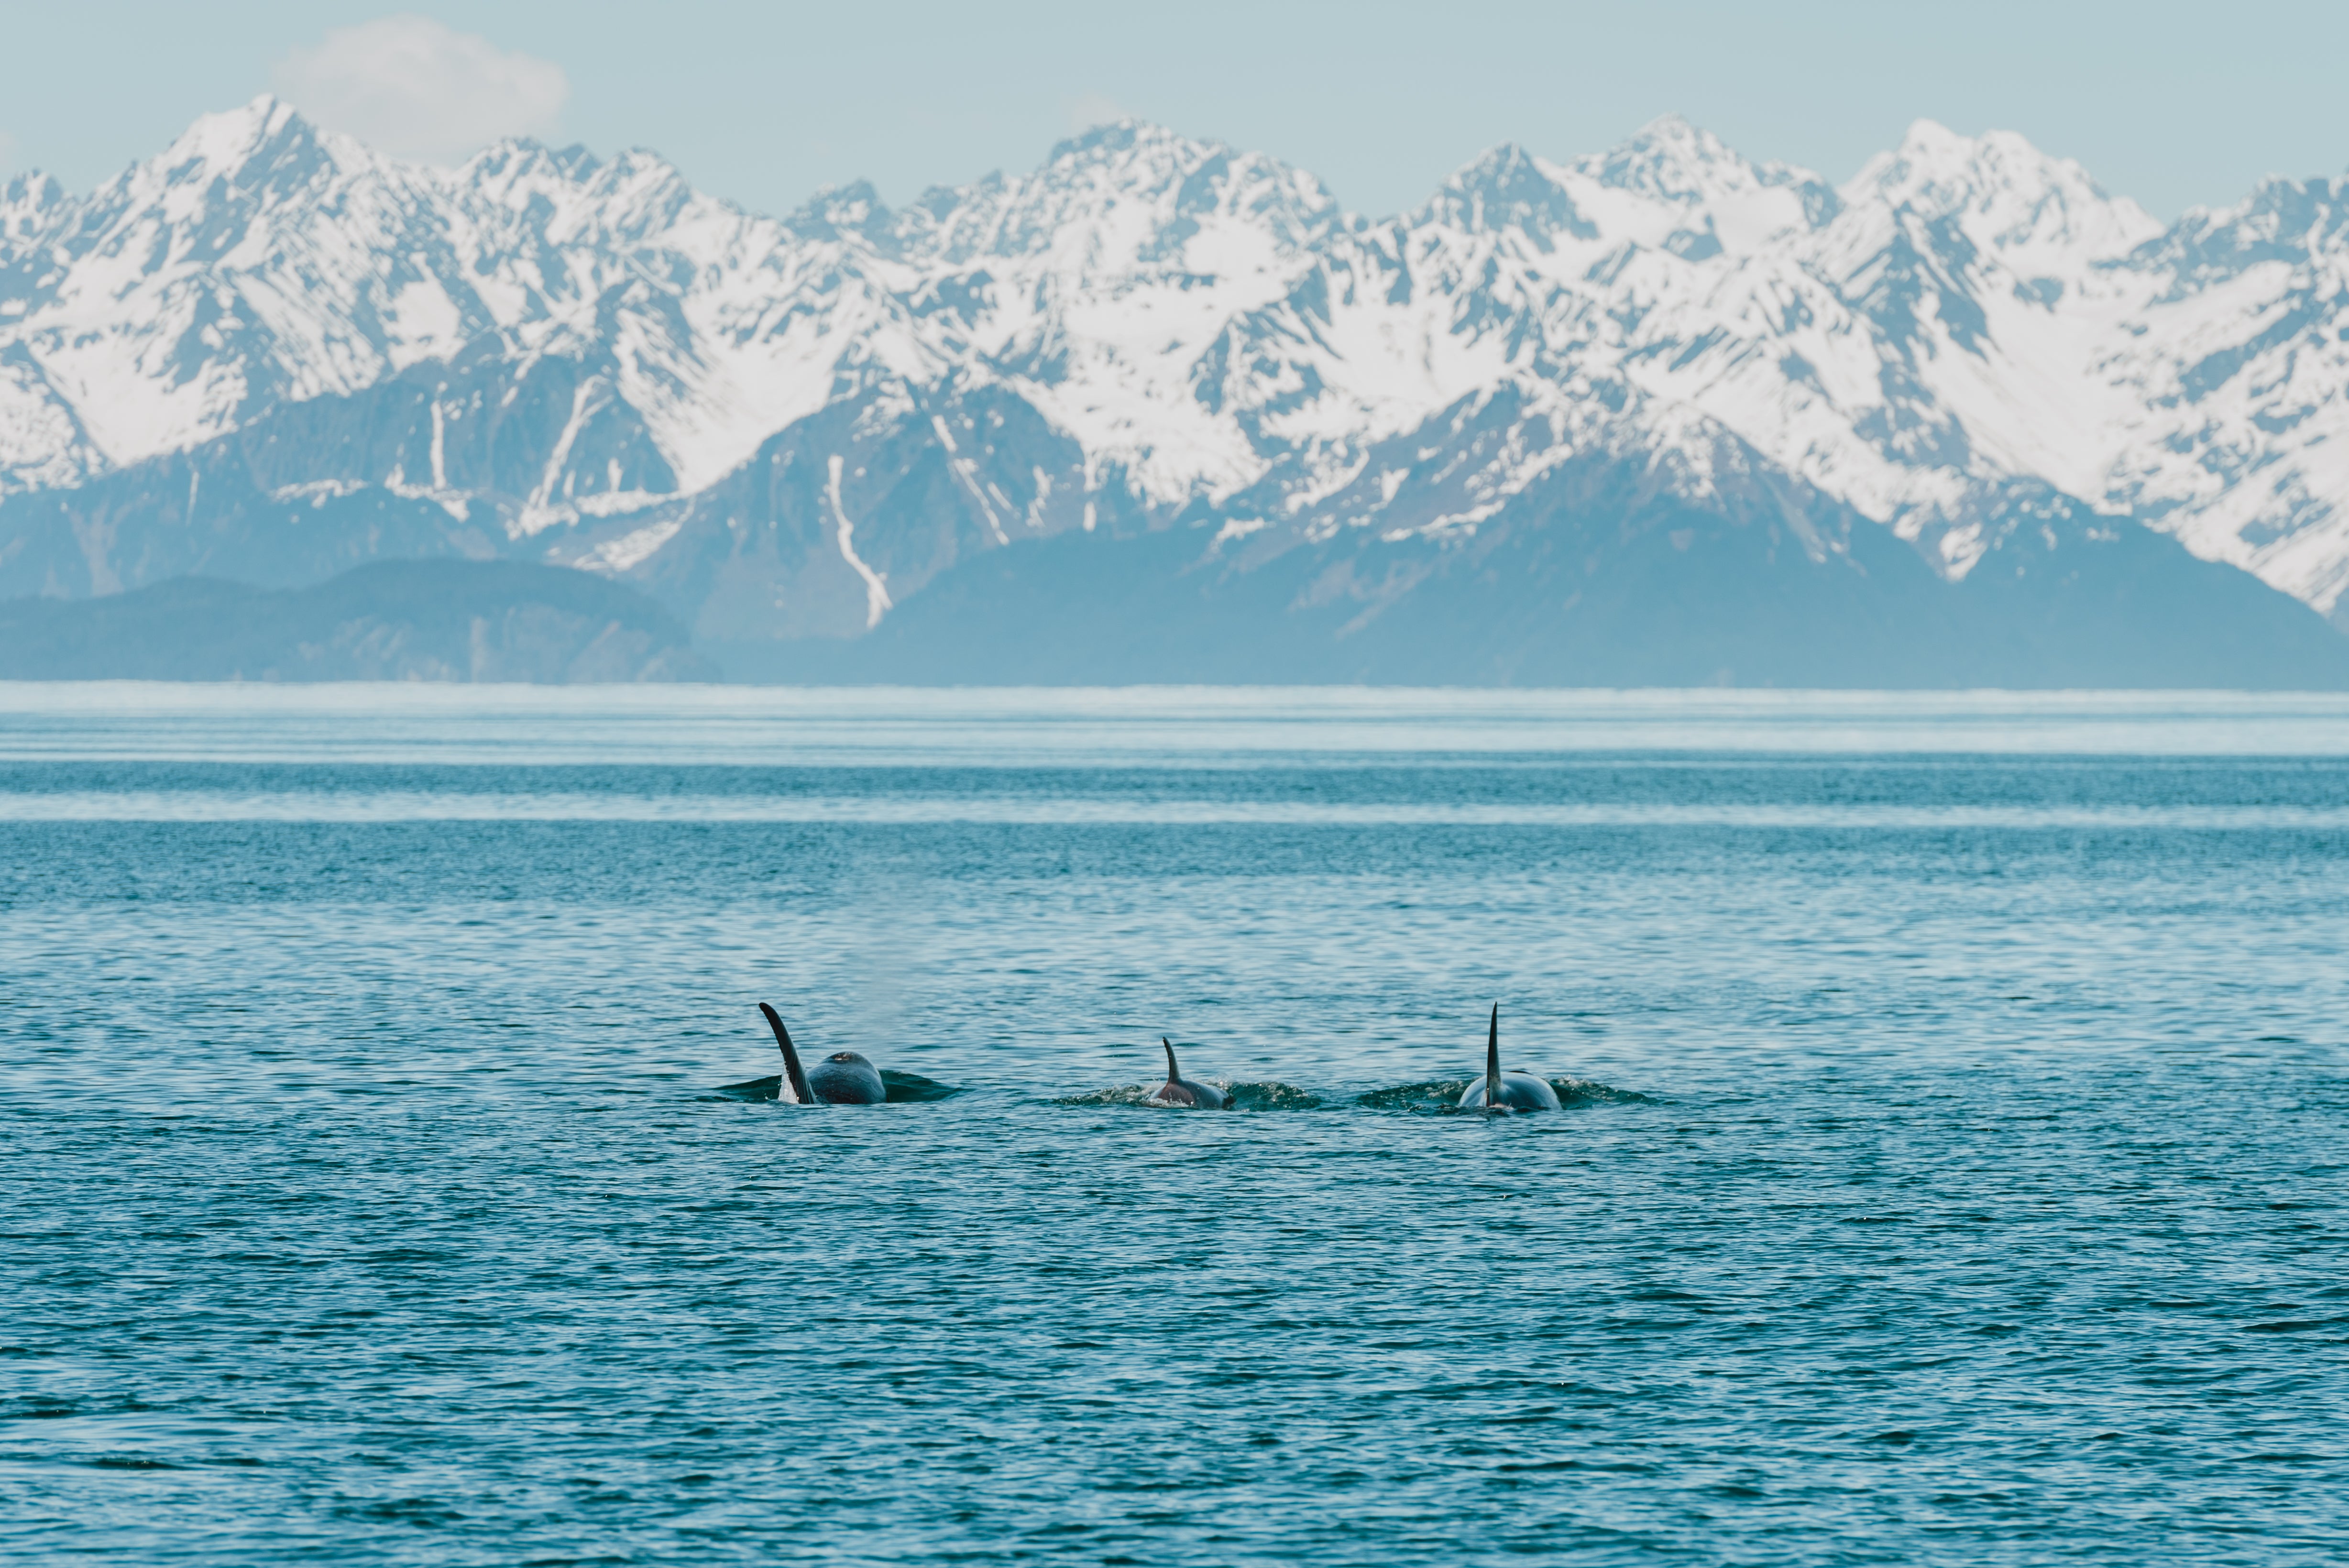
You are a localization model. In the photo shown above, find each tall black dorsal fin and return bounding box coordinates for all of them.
[1485,1003,1502,1107]
[1162,1036,1183,1084]
[761,1003,816,1106]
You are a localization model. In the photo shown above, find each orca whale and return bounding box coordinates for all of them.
[1457,1004,1561,1112]
[1147,1037,1229,1109]
[759,1003,887,1105]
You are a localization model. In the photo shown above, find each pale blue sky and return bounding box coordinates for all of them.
[3,1,2344,221]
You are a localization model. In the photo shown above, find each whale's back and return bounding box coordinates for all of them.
[809,1051,887,1105]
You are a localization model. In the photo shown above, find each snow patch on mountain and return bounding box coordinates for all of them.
[7,100,2349,634]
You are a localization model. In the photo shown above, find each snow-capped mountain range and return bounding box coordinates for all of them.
[3,97,2347,680]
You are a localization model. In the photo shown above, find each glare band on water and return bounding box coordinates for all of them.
[6,793,2349,827]
[5,684,2349,763]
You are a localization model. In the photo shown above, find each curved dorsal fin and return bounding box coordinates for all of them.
[761,1003,817,1106]
[1485,1003,1502,1108]
[1162,1036,1183,1084]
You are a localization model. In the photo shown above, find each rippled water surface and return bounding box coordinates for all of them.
[2,686,2345,1565]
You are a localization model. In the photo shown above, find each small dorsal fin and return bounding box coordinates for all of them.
[761,1003,816,1106]
[1485,1003,1502,1107]
[1162,1036,1183,1084]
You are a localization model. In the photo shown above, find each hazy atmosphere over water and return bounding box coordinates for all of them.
[3,687,2345,1564]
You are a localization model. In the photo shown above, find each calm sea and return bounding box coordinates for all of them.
[2,687,2344,1565]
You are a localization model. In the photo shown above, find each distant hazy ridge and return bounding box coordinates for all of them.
[0,562,709,682]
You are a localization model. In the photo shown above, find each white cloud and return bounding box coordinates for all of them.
[272,13,569,165]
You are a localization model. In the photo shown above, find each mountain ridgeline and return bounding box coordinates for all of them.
[0,562,711,682]
[4,100,2349,684]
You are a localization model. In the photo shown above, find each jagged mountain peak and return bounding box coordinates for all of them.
[787,179,898,249]
[1416,118,1836,256]
[452,136,728,263]
[543,143,603,180]
[56,92,405,263]
[1845,119,2158,262]
[459,137,606,188]
[1417,143,1592,239]
[567,148,720,245]
[142,95,369,193]
[2145,173,2349,283]
[1046,118,1202,162]
[162,94,310,163]
[456,137,605,229]
[905,120,1338,272]
[1579,114,1840,247]
[1032,118,1338,227]
[1586,114,1730,196]
[591,145,706,202]
[1581,114,1812,203]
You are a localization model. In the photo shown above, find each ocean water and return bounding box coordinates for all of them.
[1,685,2345,1566]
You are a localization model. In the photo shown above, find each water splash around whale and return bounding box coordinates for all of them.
[710,1070,963,1104]
[1354,1077,1658,1114]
